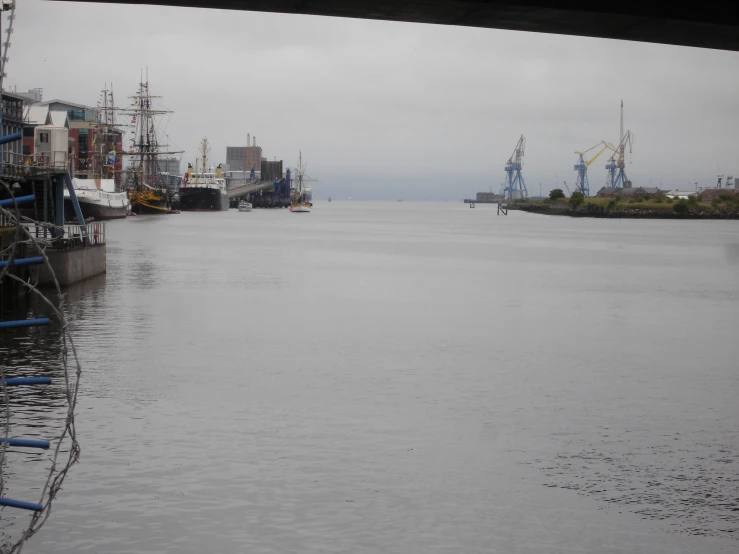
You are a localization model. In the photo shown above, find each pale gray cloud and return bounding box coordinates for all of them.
[9,1,739,198]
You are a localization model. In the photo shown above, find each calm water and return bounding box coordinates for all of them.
[2,202,738,553]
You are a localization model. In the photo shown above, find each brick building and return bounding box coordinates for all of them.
[23,99,123,186]
[226,144,263,172]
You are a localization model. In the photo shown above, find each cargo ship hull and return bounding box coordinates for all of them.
[179,187,229,211]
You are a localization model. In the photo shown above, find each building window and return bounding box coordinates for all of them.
[68,108,85,121]
[22,145,30,155]
[23,127,34,137]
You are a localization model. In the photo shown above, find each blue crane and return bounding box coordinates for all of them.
[603,131,634,189]
[573,143,610,197]
[604,100,634,189]
[504,135,527,200]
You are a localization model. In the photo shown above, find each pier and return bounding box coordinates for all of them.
[226,174,293,209]
[1,132,107,288]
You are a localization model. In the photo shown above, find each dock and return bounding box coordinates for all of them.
[1,134,107,288]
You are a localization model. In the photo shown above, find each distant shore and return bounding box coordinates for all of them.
[508,197,739,220]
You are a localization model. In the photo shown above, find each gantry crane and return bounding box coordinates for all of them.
[604,101,634,189]
[573,142,610,197]
[504,135,527,200]
[603,131,633,189]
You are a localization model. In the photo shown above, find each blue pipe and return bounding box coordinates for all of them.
[0,194,35,207]
[0,318,50,329]
[0,497,43,511]
[0,256,45,269]
[0,438,50,449]
[63,173,87,231]
[0,132,22,146]
[2,377,52,386]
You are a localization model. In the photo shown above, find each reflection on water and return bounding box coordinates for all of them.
[533,437,739,537]
[2,206,739,553]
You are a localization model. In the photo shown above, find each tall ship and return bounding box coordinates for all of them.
[289,151,315,213]
[179,138,229,211]
[63,83,130,220]
[121,75,182,214]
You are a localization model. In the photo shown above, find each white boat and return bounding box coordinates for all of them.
[238,200,252,212]
[62,84,130,220]
[63,178,130,220]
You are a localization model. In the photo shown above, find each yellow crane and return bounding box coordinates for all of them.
[573,143,610,196]
[603,131,634,189]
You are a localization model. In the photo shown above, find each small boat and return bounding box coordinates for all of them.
[289,151,315,213]
[238,200,252,212]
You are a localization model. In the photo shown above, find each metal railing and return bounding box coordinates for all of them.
[27,221,106,250]
[2,152,69,177]
[61,222,105,249]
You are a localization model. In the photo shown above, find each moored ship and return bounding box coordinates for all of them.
[121,74,182,214]
[63,84,130,219]
[179,138,229,211]
[64,179,129,220]
[289,151,315,213]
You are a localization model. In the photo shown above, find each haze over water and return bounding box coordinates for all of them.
[2,202,738,553]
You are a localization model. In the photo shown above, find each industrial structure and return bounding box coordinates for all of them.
[226,135,262,173]
[503,135,527,200]
[604,101,634,190]
[573,142,610,197]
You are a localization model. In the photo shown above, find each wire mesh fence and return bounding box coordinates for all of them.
[0,180,81,553]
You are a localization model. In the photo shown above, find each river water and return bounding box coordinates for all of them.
[2,202,738,553]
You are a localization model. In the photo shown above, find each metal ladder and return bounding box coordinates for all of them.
[0,193,49,513]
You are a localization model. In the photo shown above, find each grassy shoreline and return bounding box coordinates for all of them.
[510,196,739,219]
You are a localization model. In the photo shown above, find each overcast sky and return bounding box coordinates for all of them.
[9,1,739,199]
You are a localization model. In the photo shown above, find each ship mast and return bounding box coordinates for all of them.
[121,70,182,193]
[92,82,125,187]
[298,151,303,194]
[202,138,208,174]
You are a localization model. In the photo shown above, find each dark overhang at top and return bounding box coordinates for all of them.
[47,0,739,52]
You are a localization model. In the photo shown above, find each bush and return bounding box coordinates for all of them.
[569,191,585,209]
[696,193,703,202]
[549,188,565,201]
[674,199,689,214]
[712,197,722,206]
[687,195,698,207]
[666,197,673,203]
[607,199,617,211]
[719,192,733,202]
